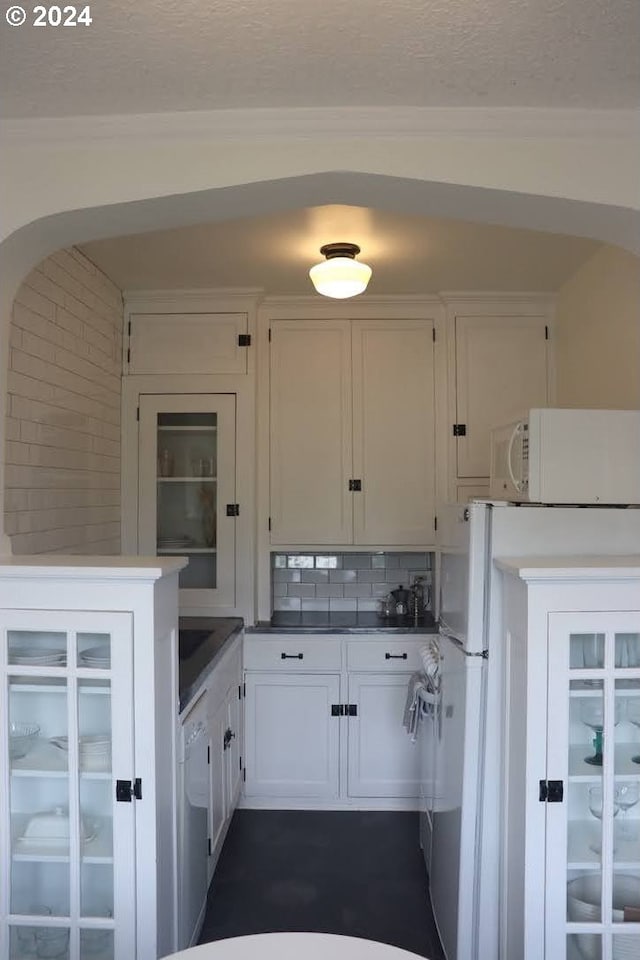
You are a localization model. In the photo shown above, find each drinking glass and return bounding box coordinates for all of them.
[588,784,621,855]
[616,782,640,839]
[581,698,624,765]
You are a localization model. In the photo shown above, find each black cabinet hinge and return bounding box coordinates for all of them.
[539,779,564,803]
[331,704,344,716]
[268,517,272,532]
[243,768,246,782]
[116,778,142,802]
[226,503,240,517]
[208,838,212,856]
[207,745,210,764]
[268,328,272,342]
[238,334,251,346]
[432,328,436,342]
[239,755,242,771]
[243,681,246,698]
[453,424,467,437]
[348,479,362,492]
[346,704,358,716]
[434,516,438,532]
[238,684,242,700]
[545,325,549,340]
[136,407,139,421]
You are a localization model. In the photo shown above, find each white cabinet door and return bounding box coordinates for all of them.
[347,673,420,798]
[244,673,341,799]
[352,319,435,545]
[2,610,135,960]
[455,315,549,478]
[127,312,249,376]
[208,703,226,872]
[223,683,242,814]
[270,320,353,544]
[138,393,237,610]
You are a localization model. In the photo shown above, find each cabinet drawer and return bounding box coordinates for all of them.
[244,635,342,671]
[346,639,424,671]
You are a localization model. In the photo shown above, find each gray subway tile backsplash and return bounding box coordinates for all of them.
[271,551,434,615]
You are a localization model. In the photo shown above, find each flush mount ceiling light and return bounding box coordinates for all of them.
[309,242,372,299]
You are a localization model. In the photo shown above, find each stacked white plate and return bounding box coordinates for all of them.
[567,874,640,960]
[158,536,192,550]
[79,645,110,668]
[11,647,65,666]
[50,735,112,769]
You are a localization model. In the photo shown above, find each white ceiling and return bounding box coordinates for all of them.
[1,0,638,118]
[80,205,600,295]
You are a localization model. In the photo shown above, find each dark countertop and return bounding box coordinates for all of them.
[246,611,439,634]
[179,616,243,712]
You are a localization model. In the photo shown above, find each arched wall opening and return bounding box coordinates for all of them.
[1,169,639,555]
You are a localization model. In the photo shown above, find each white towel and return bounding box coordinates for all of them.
[403,671,428,741]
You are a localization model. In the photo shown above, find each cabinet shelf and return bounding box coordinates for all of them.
[567,818,640,870]
[8,680,110,693]
[156,476,218,483]
[569,742,640,778]
[157,547,216,556]
[157,425,217,433]
[10,740,111,777]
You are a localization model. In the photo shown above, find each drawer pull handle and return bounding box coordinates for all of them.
[385,652,408,660]
[281,652,304,660]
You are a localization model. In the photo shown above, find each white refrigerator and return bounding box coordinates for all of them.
[426,500,640,960]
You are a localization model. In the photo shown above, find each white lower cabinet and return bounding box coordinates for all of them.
[347,673,422,798]
[244,673,341,800]
[0,558,184,960]
[242,634,426,807]
[498,558,640,960]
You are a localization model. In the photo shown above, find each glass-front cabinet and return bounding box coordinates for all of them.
[499,559,640,960]
[138,394,237,611]
[2,611,134,960]
[547,614,640,960]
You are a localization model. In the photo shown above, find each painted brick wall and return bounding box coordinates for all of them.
[5,248,123,555]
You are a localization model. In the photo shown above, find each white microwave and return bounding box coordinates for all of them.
[489,408,640,504]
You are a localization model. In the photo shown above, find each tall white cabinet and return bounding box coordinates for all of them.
[0,557,185,960]
[498,557,640,960]
[269,317,436,546]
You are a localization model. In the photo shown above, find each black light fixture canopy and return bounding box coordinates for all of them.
[319,242,361,260]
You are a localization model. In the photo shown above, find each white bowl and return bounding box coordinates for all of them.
[9,721,40,759]
[568,874,640,960]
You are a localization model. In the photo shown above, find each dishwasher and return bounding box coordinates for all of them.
[178,693,210,949]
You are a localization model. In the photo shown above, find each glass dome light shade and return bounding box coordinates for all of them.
[309,256,372,299]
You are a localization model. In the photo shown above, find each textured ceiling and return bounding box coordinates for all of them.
[80,205,600,295]
[1,0,639,117]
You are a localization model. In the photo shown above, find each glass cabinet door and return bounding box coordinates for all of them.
[1,611,135,959]
[546,612,640,960]
[138,393,236,610]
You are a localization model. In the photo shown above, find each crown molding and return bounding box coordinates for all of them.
[3,106,639,146]
[123,287,262,302]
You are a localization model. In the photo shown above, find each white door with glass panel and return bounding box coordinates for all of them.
[2,609,135,959]
[138,394,236,610]
[545,614,640,960]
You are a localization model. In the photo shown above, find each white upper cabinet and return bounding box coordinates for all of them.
[269,317,435,546]
[270,320,353,545]
[126,312,249,376]
[352,319,435,545]
[453,312,550,479]
[138,393,237,611]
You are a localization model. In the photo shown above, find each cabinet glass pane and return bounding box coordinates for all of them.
[8,631,67,667]
[156,411,218,591]
[10,923,70,958]
[80,927,113,958]
[77,634,111,670]
[616,634,640,669]
[570,633,605,671]
[567,932,601,959]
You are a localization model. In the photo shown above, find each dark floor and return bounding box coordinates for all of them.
[198,810,445,959]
